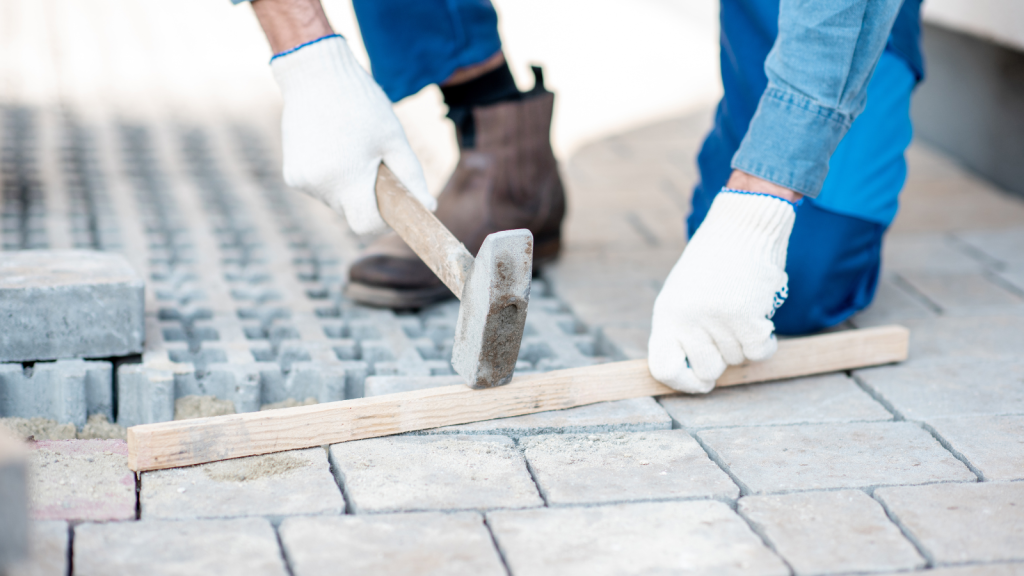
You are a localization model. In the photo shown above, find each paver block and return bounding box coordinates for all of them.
[426,398,672,437]
[6,521,67,576]
[0,250,144,362]
[901,316,1024,361]
[882,233,985,272]
[875,482,1024,565]
[0,429,28,570]
[697,422,975,493]
[73,518,289,576]
[116,364,174,427]
[899,565,1024,576]
[0,360,112,429]
[329,435,542,513]
[855,358,1024,419]
[520,430,736,505]
[660,374,892,429]
[279,512,506,576]
[927,415,1024,481]
[955,227,1024,267]
[488,500,789,576]
[898,271,1024,316]
[850,275,937,327]
[738,490,924,575]
[141,447,343,519]
[27,440,134,521]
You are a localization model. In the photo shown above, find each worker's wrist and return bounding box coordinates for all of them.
[725,170,803,203]
[251,0,335,56]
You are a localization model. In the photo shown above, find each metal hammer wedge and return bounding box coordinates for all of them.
[373,163,533,389]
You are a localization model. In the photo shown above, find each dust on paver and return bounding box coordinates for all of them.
[278,512,506,576]
[519,430,737,505]
[329,435,542,513]
[73,518,289,576]
[487,500,789,576]
[141,447,344,519]
[27,440,134,522]
[738,490,924,575]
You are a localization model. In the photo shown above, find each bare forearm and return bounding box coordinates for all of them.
[251,0,333,54]
[725,170,803,203]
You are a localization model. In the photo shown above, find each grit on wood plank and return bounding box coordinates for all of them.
[127,325,910,472]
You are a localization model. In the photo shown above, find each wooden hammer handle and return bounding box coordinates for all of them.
[375,163,475,298]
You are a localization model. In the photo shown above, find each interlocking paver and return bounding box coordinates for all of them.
[73,518,289,576]
[0,250,144,362]
[6,521,67,576]
[855,358,1024,419]
[897,271,1024,316]
[141,447,343,519]
[329,435,542,513]
[875,482,1024,565]
[27,440,134,521]
[488,500,789,576]
[697,422,975,493]
[738,490,924,575]
[519,430,736,504]
[926,415,1024,481]
[278,512,506,576]
[660,374,892,429]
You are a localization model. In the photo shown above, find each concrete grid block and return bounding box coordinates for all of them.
[738,490,924,575]
[0,250,144,362]
[0,360,112,429]
[927,415,1024,481]
[141,447,344,520]
[73,518,289,576]
[28,440,134,522]
[329,435,542,513]
[487,501,789,576]
[659,373,892,429]
[697,422,975,493]
[520,430,737,505]
[875,482,1024,565]
[5,521,68,576]
[279,512,506,576]
[116,364,173,427]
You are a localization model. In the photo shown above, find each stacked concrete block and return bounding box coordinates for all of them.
[0,250,144,362]
[0,360,112,429]
[116,365,173,427]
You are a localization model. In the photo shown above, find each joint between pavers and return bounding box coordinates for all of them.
[984,268,1024,299]
[686,428,752,497]
[272,523,297,576]
[732,501,797,576]
[512,437,551,507]
[871,490,937,568]
[916,421,986,482]
[481,515,515,576]
[891,272,944,315]
[325,445,354,515]
[851,372,906,422]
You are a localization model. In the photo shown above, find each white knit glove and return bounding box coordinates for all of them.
[648,190,796,393]
[271,35,434,235]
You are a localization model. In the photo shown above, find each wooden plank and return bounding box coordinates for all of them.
[127,325,909,472]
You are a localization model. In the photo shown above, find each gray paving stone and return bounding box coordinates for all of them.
[875,482,1024,565]
[116,364,174,427]
[0,250,144,362]
[6,521,67,576]
[850,275,937,327]
[520,430,737,505]
[0,429,28,571]
[141,447,343,519]
[660,374,892,429]
[27,440,135,521]
[738,490,924,575]
[73,518,289,576]
[855,358,1024,419]
[955,227,1024,267]
[279,512,506,576]
[927,415,1024,481]
[882,234,985,272]
[895,565,1024,576]
[900,316,1024,361]
[488,500,789,576]
[897,271,1024,316]
[698,422,975,493]
[0,360,112,429]
[329,435,542,513]
[425,398,672,437]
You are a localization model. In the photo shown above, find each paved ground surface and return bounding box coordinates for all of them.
[2,1,1024,575]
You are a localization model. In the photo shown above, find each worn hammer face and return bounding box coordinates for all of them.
[451,229,533,389]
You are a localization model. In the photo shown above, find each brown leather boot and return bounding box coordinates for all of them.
[346,69,566,309]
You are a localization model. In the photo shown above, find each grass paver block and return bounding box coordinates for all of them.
[73,518,289,576]
[875,482,1024,565]
[855,358,1024,419]
[6,521,67,576]
[0,250,144,362]
[660,374,891,429]
[519,430,737,505]
[698,422,975,493]
[0,360,112,429]
[141,447,343,519]
[329,435,542,513]
[739,490,924,575]
[28,440,134,521]
[487,500,789,576]
[278,512,506,576]
[927,415,1024,481]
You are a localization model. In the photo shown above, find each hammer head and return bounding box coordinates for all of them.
[451,229,534,389]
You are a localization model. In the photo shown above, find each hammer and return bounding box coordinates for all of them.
[371,163,533,389]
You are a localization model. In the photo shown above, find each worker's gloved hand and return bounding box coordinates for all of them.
[271,35,434,235]
[648,190,797,393]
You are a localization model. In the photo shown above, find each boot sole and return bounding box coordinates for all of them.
[346,236,562,310]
